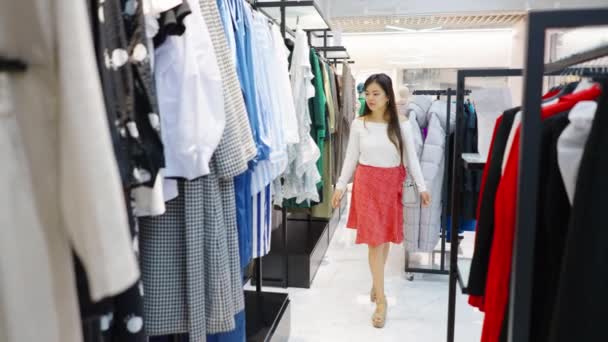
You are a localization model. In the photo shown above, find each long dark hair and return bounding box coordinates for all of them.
[361,73,403,162]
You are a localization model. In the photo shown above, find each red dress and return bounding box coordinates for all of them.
[480,86,602,342]
[346,164,406,246]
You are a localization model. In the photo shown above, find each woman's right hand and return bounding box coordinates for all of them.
[332,189,345,209]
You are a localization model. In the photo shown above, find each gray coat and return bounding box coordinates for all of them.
[403,97,454,252]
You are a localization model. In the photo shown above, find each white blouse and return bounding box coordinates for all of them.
[336,118,427,192]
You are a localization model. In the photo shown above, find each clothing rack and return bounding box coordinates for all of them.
[404,89,470,279]
[446,68,523,342]
[509,8,608,342]
[447,8,608,338]
[249,0,342,294]
[307,29,355,65]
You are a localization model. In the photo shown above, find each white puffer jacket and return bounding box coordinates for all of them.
[403,97,455,252]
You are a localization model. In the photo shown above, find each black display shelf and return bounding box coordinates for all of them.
[245,291,291,342]
[254,218,330,288]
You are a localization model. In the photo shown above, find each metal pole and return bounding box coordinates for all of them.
[440,89,451,272]
[280,0,286,38]
[508,13,545,342]
[278,0,289,290]
[447,75,466,342]
[323,30,328,58]
[256,258,263,293]
[282,207,289,288]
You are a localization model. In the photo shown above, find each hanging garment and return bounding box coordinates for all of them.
[218,0,262,269]
[278,28,321,205]
[557,101,597,204]
[404,97,448,253]
[311,134,334,219]
[329,66,342,183]
[311,61,338,218]
[252,185,273,258]
[270,24,299,145]
[248,10,288,194]
[334,63,357,187]
[140,162,244,341]
[1,1,141,341]
[241,1,271,165]
[92,0,166,189]
[155,0,225,181]
[322,62,336,134]
[309,50,328,184]
[467,107,518,309]
[76,189,146,342]
[0,114,61,342]
[480,85,602,342]
[549,85,607,342]
[462,102,481,220]
[198,0,257,179]
[527,112,571,342]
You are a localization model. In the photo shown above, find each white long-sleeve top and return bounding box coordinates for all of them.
[336,118,427,192]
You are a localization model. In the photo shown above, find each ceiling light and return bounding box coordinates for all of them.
[385,25,415,32]
[384,25,443,32]
[419,26,443,32]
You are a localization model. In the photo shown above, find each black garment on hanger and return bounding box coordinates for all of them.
[550,85,608,342]
[462,102,481,220]
[90,0,165,189]
[467,107,519,297]
[527,111,571,342]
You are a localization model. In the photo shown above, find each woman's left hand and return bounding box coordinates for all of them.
[420,191,431,207]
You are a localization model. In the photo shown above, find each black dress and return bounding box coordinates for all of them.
[549,86,608,342]
[529,112,571,342]
[79,0,166,341]
[91,0,165,189]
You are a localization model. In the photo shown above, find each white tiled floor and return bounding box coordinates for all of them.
[255,194,483,342]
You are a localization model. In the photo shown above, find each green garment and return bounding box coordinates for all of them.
[358,96,366,115]
[308,49,327,187]
[311,134,334,219]
[321,63,336,134]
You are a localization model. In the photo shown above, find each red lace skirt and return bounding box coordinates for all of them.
[346,164,406,246]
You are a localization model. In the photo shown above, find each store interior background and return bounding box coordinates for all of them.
[247,1,608,341]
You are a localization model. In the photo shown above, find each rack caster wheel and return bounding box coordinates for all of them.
[406,273,414,281]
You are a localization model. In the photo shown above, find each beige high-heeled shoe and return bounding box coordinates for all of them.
[372,296,387,329]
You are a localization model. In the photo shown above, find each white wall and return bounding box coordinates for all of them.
[554,27,608,59]
[342,29,513,83]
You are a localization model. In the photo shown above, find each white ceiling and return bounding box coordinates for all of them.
[322,0,608,18]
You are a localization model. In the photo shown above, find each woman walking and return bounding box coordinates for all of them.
[332,73,430,329]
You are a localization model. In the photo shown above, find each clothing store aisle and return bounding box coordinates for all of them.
[286,190,483,342]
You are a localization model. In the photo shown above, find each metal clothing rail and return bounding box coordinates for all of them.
[251,0,346,292]
[511,7,608,342]
[446,69,523,342]
[404,89,469,279]
[447,10,608,338]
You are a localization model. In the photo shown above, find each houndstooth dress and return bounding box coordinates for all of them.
[198,0,256,178]
[139,163,245,341]
[139,0,254,340]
